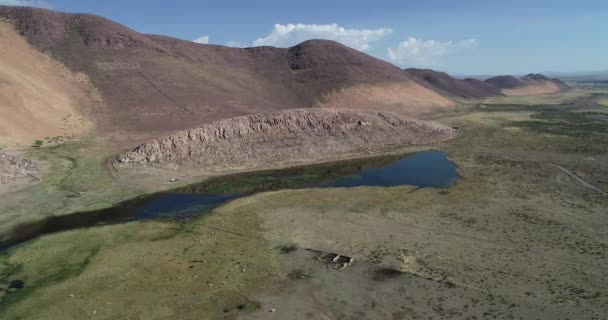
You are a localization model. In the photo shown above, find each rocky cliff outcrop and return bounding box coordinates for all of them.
[116,109,457,169]
[0,151,39,186]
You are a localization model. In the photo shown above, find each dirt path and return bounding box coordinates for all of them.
[550,163,608,195]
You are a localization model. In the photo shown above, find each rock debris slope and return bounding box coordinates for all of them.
[0,151,39,186]
[117,109,457,169]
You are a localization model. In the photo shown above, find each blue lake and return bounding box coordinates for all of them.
[324,151,458,188]
[1,150,458,250]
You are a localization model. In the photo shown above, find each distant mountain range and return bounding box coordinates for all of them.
[407,69,567,99]
[543,71,608,81]
[452,71,608,82]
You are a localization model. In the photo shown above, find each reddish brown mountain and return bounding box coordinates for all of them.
[0,6,455,146]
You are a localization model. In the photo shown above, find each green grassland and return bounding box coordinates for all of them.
[0,143,149,239]
[1,200,278,319]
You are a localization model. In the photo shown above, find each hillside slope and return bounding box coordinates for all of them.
[0,6,455,146]
[0,20,93,147]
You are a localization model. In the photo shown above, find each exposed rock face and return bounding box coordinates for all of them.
[0,151,39,186]
[117,109,457,169]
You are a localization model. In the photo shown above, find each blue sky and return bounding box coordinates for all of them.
[3,0,608,75]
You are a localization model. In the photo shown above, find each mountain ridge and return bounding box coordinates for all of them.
[407,69,567,99]
[0,5,567,147]
[0,5,456,146]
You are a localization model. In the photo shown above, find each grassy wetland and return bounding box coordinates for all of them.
[2,87,608,319]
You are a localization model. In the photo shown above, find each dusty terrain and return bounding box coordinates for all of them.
[0,20,94,148]
[117,109,456,169]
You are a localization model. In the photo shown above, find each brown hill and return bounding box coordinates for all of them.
[0,6,569,149]
[484,74,567,96]
[116,108,457,169]
[406,68,502,99]
[408,69,568,99]
[0,6,454,147]
[484,75,525,89]
[0,19,94,147]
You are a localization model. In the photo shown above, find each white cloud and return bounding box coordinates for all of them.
[225,41,246,48]
[192,35,209,44]
[0,0,52,8]
[387,37,478,67]
[253,23,392,51]
[458,38,479,50]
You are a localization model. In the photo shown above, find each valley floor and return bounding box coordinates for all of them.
[1,88,608,319]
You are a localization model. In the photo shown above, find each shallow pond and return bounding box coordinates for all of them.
[0,150,458,250]
[324,151,458,188]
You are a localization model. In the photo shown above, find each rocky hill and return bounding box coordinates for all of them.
[116,109,457,169]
